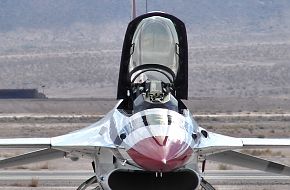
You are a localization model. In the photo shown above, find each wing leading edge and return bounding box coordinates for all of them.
[0,138,51,148]
[241,138,290,148]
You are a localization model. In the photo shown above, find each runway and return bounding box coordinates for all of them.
[202,170,290,185]
[0,170,290,189]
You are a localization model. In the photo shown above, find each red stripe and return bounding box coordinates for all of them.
[127,136,192,172]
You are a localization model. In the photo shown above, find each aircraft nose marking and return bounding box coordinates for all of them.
[141,116,149,126]
[153,136,168,146]
[127,136,192,172]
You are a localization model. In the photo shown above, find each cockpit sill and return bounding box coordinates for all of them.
[117,91,188,116]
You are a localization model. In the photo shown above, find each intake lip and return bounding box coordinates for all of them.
[108,169,200,190]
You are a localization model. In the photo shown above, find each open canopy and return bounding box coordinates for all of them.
[129,16,179,84]
[117,12,188,100]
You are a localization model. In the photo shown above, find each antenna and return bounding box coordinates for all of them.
[145,0,148,13]
[131,0,137,20]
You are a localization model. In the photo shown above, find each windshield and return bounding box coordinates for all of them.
[129,16,179,83]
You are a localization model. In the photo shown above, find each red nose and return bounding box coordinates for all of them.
[127,136,192,172]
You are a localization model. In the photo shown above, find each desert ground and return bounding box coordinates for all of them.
[0,99,290,189]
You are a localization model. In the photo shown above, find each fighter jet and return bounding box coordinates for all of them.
[1,12,290,190]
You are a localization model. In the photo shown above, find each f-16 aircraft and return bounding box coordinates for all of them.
[1,12,290,190]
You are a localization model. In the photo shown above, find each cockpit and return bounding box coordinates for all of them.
[129,16,179,84]
[117,12,188,114]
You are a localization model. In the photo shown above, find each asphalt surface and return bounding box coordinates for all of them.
[0,170,290,188]
[0,170,92,187]
[203,170,290,185]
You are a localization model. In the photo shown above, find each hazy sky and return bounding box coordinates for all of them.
[0,0,289,32]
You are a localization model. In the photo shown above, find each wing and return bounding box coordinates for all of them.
[0,129,116,168]
[0,137,66,169]
[197,129,290,154]
[197,129,290,175]
[0,134,115,169]
[206,150,290,176]
[0,148,65,169]
[0,106,121,169]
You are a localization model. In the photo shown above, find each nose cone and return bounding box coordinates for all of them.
[127,136,192,172]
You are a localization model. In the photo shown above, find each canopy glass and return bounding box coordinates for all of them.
[129,16,179,83]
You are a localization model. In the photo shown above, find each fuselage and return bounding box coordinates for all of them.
[102,11,201,190]
[111,11,195,173]
[114,107,199,172]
